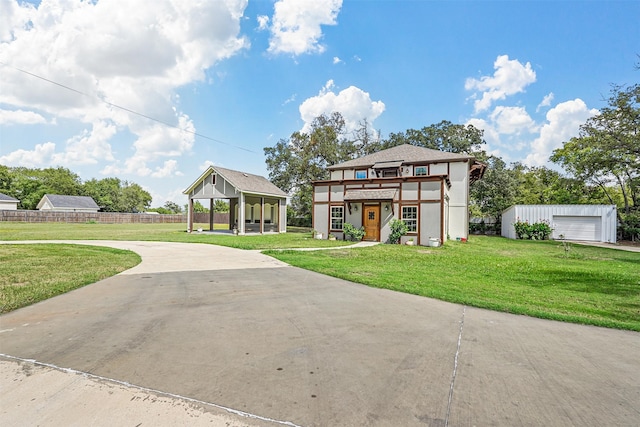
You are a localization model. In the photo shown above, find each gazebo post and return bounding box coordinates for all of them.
[187,197,193,233]
[209,198,214,231]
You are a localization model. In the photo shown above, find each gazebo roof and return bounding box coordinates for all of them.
[183,166,287,198]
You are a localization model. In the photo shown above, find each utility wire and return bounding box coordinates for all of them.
[0,61,258,154]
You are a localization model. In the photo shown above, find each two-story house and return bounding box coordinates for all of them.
[312,144,485,245]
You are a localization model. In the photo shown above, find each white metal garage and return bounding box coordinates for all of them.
[502,205,617,243]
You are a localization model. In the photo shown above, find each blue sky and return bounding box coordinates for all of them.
[1,0,638,207]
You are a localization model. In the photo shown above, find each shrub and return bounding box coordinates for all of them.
[388,218,408,244]
[343,223,365,241]
[514,219,552,240]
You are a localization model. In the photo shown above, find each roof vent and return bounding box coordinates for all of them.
[243,173,248,177]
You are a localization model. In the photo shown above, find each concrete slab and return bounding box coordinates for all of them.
[1,241,639,426]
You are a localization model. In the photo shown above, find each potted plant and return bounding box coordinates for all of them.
[405,238,414,246]
[328,233,336,241]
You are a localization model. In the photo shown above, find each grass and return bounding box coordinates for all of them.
[0,244,140,313]
[265,236,640,331]
[0,222,352,250]
[1,223,638,331]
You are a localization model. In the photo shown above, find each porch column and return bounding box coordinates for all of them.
[260,197,264,234]
[239,193,245,234]
[187,197,193,233]
[209,198,214,231]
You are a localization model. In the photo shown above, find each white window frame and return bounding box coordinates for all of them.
[402,206,418,232]
[415,166,427,176]
[330,206,344,230]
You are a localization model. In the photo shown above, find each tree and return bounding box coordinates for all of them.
[82,177,123,212]
[119,182,152,213]
[163,201,182,214]
[213,199,229,213]
[265,112,355,226]
[381,120,485,154]
[551,84,639,240]
[469,156,519,227]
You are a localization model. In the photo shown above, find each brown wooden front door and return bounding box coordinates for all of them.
[363,205,380,241]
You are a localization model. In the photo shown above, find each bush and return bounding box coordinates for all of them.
[514,219,552,240]
[343,223,365,241]
[388,218,408,244]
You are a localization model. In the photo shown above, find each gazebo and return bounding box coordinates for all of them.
[183,166,287,234]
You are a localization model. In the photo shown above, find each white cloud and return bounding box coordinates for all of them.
[489,106,536,135]
[0,141,57,167]
[536,92,555,112]
[151,159,183,178]
[199,160,216,171]
[299,80,385,134]
[257,15,269,31]
[267,0,343,55]
[52,121,116,165]
[465,55,536,112]
[0,109,48,125]
[525,99,598,166]
[333,56,342,64]
[0,0,248,172]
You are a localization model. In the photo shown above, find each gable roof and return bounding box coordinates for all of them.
[183,166,287,197]
[0,193,19,202]
[328,144,475,170]
[38,194,100,209]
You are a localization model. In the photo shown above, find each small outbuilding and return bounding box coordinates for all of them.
[502,205,617,243]
[183,166,287,234]
[37,194,100,212]
[0,193,19,210]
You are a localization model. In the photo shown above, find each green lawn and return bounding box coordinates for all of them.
[0,244,140,313]
[0,222,351,250]
[265,236,640,331]
[1,223,638,331]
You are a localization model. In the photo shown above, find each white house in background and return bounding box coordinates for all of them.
[501,205,617,243]
[0,193,19,210]
[183,165,288,234]
[37,194,100,212]
[312,144,486,245]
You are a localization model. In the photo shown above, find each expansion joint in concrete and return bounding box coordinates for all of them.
[445,305,466,427]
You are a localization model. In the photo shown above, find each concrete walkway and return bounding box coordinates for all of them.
[1,240,639,426]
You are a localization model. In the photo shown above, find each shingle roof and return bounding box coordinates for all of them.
[183,166,287,197]
[344,189,397,201]
[328,144,474,170]
[214,166,287,197]
[0,192,19,202]
[43,194,100,209]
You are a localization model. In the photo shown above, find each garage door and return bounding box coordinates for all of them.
[552,216,601,241]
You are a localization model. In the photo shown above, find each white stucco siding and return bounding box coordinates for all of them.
[447,162,469,205]
[330,170,342,180]
[419,203,441,245]
[420,181,440,200]
[313,204,329,236]
[344,170,355,179]
[448,206,469,241]
[314,186,329,202]
[331,185,345,202]
[430,163,448,175]
[401,182,419,201]
[345,204,362,228]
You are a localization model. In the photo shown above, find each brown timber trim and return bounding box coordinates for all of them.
[440,180,445,243]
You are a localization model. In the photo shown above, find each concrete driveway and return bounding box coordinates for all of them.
[1,241,639,426]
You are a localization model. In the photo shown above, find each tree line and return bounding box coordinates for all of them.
[265,84,639,241]
[0,166,154,213]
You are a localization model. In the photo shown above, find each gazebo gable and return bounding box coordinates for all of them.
[184,167,240,200]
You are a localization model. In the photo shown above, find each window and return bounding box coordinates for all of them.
[355,170,367,179]
[402,206,417,232]
[382,169,398,177]
[331,206,344,230]
[415,166,427,176]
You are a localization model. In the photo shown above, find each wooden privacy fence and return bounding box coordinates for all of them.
[0,210,186,224]
[0,210,231,225]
